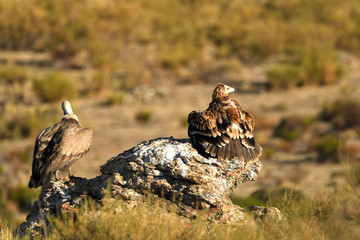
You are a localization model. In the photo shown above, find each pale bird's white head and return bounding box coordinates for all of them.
[61,100,79,122]
[62,100,73,115]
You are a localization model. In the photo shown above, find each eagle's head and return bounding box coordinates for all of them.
[212,83,235,100]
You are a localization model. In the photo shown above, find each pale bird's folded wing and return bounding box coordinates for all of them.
[29,122,62,188]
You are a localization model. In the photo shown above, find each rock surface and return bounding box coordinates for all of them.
[14,137,263,238]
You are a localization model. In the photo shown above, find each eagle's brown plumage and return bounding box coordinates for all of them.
[28,101,93,188]
[188,83,262,162]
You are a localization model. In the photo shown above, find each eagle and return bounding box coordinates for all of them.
[28,100,93,188]
[188,83,262,162]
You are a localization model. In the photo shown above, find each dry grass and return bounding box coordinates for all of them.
[5,172,359,240]
[2,163,359,240]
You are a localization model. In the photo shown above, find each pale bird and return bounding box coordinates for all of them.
[28,100,93,188]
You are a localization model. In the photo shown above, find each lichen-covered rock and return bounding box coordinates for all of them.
[14,137,262,238]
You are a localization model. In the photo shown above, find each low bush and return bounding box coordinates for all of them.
[33,71,77,102]
[135,110,152,123]
[315,134,342,163]
[273,115,313,141]
[266,44,344,90]
[266,63,302,90]
[320,98,360,130]
[105,91,128,106]
[0,65,28,84]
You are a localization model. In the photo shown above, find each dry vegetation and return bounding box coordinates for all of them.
[1,0,360,238]
[2,166,360,240]
[0,0,360,89]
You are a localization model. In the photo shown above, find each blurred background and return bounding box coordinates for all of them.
[1,0,360,232]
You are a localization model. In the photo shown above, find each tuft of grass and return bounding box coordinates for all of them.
[266,63,301,90]
[135,110,152,123]
[273,115,313,141]
[0,189,15,231]
[231,194,267,209]
[263,147,275,159]
[179,115,188,128]
[315,134,342,163]
[105,91,128,106]
[33,71,77,102]
[346,163,360,187]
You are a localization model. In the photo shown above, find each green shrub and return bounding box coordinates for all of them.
[266,44,344,91]
[180,115,188,128]
[266,63,302,90]
[231,194,267,209]
[263,147,275,159]
[273,115,313,141]
[135,110,152,123]
[33,71,77,102]
[105,91,128,105]
[297,44,344,86]
[0,65,28,84]
[320,98,360,130]
[315,134,341,162]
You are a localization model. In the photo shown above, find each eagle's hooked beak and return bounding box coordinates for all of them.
[225,85,235,94]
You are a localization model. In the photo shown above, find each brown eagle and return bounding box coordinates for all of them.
[188,83,262,162]
[28,100,93,188]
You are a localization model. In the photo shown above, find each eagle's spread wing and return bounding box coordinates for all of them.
[188,100,261,162]
[29,118,93,188]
